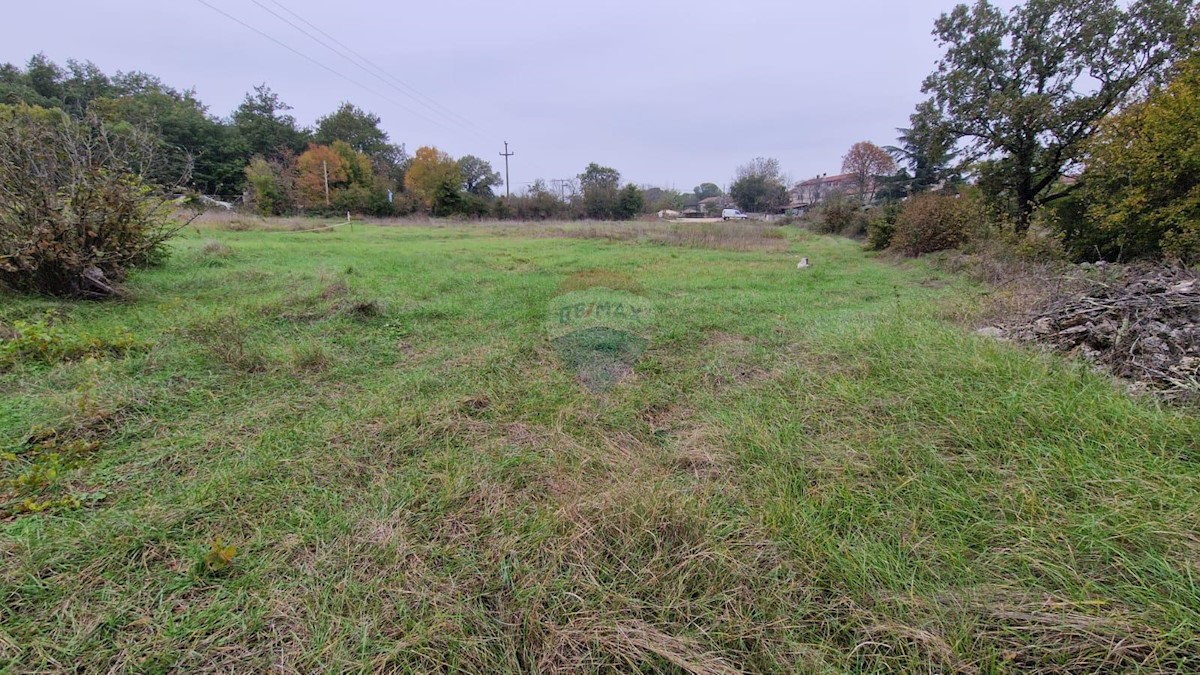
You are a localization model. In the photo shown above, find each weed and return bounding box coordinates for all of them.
[289,340,330,372]
[560,269,645,294]
[183,315,269,372]
[193,239,234,268]
[0,314,142,369]
[342,298,382,319]
[199,537,238,575]
[1,427,103,518]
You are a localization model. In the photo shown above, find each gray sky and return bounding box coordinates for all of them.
[6,0,968,192]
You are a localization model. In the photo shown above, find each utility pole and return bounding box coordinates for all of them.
[499,141,514,198]
[322,160,330,206]
[551,179,572,202]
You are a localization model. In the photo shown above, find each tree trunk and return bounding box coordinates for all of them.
[1014,172,1036,234]
[1015,193,1034,234]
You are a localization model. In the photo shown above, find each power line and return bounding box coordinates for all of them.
[258,0,486,137]
[253,0,562,183]
[197,0,558,183]
[192,0,448,130]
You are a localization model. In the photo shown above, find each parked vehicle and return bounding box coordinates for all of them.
[722,208,750,221]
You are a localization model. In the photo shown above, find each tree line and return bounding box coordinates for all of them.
[0,55,684,221]
[868,0,1198,263]
[0,53,822,223]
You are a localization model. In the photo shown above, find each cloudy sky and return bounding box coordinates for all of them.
[6,0,977,192]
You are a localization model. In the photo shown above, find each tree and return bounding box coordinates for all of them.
[314,102,390,157]
[94,84,246,195]
[244,152,298,216]
[404,145,462,215]
[0,55,117,115]
[457,155,502,197]
[693,182,722,200]
[885,101,959,196]
[1067,56,1200,262]
[512,178,567,220]
[841,141,896,203]
[295,144,346,208]
[579,162,621,219]
[730,157,788,213]
[332,140,372,187]
[643,186,684,212]
[60,60,112,117]
[232,84,309,160]
[23,54,64,105]
[921,0,1196,232]
[616,184,645,220]
[579,163,620,192]
[735,158,783,184]
[0,56,246,195]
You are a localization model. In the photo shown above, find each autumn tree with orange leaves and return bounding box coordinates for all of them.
[841,141,896,203]
[296,144,346,207]
[404,145,463,214]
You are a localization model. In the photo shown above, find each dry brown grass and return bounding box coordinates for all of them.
[559,269,647,294]
[700,331,777,389]
[198,239,232,258]
[190,212,790,251]
[189,210,348,232]
[519,220,790,252]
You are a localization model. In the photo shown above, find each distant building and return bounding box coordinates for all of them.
[790,173,857,210]
[678,196,732,217]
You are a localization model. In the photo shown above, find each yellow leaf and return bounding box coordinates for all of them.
[203,537,238,572]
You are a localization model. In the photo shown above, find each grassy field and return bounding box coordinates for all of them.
[2,220,1199,673]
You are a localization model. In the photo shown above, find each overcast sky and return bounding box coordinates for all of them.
[6,0,979,192]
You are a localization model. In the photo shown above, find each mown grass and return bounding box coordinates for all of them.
[1,220,1198,673]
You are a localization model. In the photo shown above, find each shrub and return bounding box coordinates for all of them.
[889,192,978,256]
[0,315,142,369]
[1065,56,1200,263]
[807,193,874,238]
[1162,221,1200,263]
[0,104,182,298]
[866,202,901,250]
[244,154,297,216]
[812,193,861,234]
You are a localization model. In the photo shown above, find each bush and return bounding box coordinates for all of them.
[889,193,978,257]
[0,104,181,297]
[0,315,142,369]
[1162,221,1200,263]
[1065,56,1200,264]
[866,202,901,250]
[811,193,861,234]
[244,154,296,217]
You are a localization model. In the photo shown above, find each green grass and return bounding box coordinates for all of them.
[2,221,1199,673]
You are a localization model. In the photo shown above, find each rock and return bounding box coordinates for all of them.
[1033,317,1056,334]
[976,326,1005,339]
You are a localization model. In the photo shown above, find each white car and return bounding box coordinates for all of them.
[722,208,750,221]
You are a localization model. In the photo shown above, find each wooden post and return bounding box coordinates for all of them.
[323,160,330,206]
